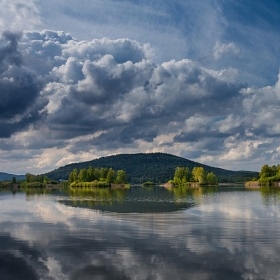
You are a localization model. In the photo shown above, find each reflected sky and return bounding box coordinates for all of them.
[1,187,280,279]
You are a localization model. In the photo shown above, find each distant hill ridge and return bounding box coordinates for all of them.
[0,172,25,182]
[45,152,258,183]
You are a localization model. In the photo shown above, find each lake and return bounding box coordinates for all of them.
[1,185,280,280]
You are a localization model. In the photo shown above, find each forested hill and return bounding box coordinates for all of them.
[45,153,258,183]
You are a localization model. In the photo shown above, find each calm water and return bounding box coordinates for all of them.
[1,186,280,280]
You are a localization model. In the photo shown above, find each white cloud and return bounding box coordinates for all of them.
[213,41,240,60]
[42,257,68,280]
[0,0,41,32]
[221,140,263,161]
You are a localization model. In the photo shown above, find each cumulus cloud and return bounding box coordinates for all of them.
[213,41,240,60]
[0,29,280,173]
[0,0,41,32]
[0,32,47,138]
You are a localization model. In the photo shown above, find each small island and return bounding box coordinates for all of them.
[246,164,280,188]
[0,166,129,193]
[165,166,218,188]
[68,167,129,188]
[142,181,157,187]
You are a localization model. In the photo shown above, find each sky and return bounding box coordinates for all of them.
[1,0,280,174]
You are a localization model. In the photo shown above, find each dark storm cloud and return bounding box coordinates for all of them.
[174,131,232,146]
[0,31,22,67]
[69,123,159,153]
[0,32,47,137]
[0,71,39,118]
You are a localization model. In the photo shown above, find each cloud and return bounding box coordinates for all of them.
[0,32,47,138]
[3,0,280,88]
[0,31,22,66]
[213,41,240,60]
[47,55,246,156]
[1,29,280,173]
[0,0,41,32]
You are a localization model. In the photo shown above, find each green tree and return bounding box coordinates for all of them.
[99,168,109,181]
[25,173,37,183]
[276,165,280,177]
[94,168,100,181]
[260,164,273,179]
[87,166,95,181]
[43,176,49,183]
[185,167,192,182]
[115,170,127,184]
[36,175,44,183]
[106,168,115,184]
[72,168,79,182]
[173,167,186,185]
[78,169,88,182]
[192,167,207,184]
[206,172,218,185]
[69,170,75,183]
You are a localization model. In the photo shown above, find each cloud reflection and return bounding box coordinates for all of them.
[0,188,280,279]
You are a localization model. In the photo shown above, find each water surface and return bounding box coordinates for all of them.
[1,186,280,279]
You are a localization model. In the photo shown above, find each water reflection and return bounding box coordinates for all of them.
[1,187,280,279]
[260,186,280,206]
[59,186,197,213]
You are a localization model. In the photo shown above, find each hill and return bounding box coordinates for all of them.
[0,172,25,182]
[45,153,258,184]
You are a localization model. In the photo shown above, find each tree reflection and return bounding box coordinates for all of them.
[63,187,128,208]
[59,186,197,213]
[166,186,219,204]
[260,186,280,206]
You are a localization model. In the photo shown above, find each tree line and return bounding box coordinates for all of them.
[25,173,49,183]
[68,167,127,185]
[19,173,53,188]
[258,164,280,185]
[171,166,218,186]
